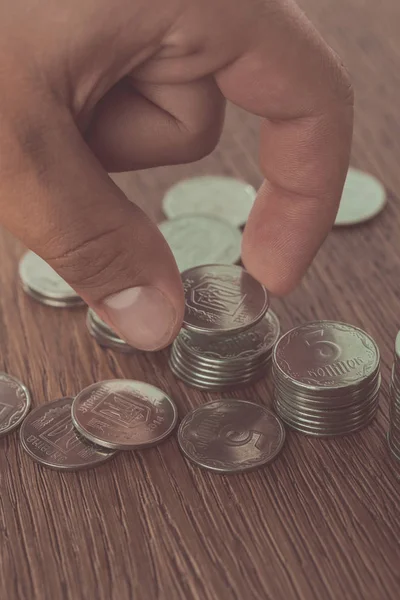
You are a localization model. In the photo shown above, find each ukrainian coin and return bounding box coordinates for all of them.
[20,397,116,470]
[162,176,257,227]
[273,321,380,391]
[334,167,386,226]
[19,251,84,307]
[0,373,31,437]
[159,215,242,272]
[71,380,178,450]
[182,264,269,335]
[178,399,285,473]
[86,309,135,353]
[178,310,280,364]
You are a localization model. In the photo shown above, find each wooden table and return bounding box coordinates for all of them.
[1,1,399,598]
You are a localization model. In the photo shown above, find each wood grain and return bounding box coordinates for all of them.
[1,1,400,599]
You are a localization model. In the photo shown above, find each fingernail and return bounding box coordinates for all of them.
[102,286,177,351]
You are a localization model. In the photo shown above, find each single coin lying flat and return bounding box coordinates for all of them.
[162,175,257,227]
[71,380,178,450]
[159,214,242,272]
[178,399,286,473]
[334,167,386,226]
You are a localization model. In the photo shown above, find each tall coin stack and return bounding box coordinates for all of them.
[273,321,381,437]
[388,331,400,461]
[169,264,277,390]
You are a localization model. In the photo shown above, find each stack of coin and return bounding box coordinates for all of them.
[273,321,381,437]
[169,264,273,390]
[388,331,400,461]
[86,308,136,353]
[19,251,85,308]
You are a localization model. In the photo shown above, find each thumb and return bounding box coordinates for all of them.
[1,103,184,351]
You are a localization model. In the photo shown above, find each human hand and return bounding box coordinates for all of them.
[0,0,353,350]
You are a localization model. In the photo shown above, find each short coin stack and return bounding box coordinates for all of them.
[388,331,400,461]
[19,251,84,308]
[273,321,381,437]
[86,308,136,353]
[169,264,274,390]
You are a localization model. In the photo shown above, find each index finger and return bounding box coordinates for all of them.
[215,0,353,294]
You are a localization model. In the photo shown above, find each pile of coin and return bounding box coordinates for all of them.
[169,264,277,390]
[20,380,178,470]
[273,321,381,437]
[388,331,400,461]
[19,251,85,308]
[86,308,136,353]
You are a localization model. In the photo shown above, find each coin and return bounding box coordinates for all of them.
[20,397,116,470]
[162,176,257,227]
[178,310,280,364]
[178,399,285,473]
[71,380,178,450]
[182,264,269,335]
[86,309,136,353]
[273,321,380,437]
[0,373,31,437]
[19,251,84,307]
[334,167,386,226]
[273,321,379,391]
[388,330,400,461]
[159,215,242,272]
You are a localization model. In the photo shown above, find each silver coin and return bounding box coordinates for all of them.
[86,309,135,353]
[162,176,257,227]
[273,321,380,391]
[19,251,84,307]
[182,264,269,335]
[274,401,377,437]
[0,373,31,437]
[171,340,271,374]
[178,310,280,364]
[71,380,178,450]
[395,331,400,361]
[334,167,386,226]
[178,399,285,473]
[20,397,116,470]
[170,346,269,383]
[159,215,242,272]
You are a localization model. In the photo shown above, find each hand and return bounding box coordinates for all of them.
[0,0,353,350]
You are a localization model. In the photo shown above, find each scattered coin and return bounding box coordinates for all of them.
[273,321,381,436]
[388,330,400,461]
[20,397,116,470]
[19,251,85,308]
[178,399,285,473]
[182,264,269,335]
[0,373,31,438]
[334,167,386,226]
[71,380,178,450]
[86,309,136,353]
[162,175,257,227]
[159,215,242,272]
[170,310,280,390]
